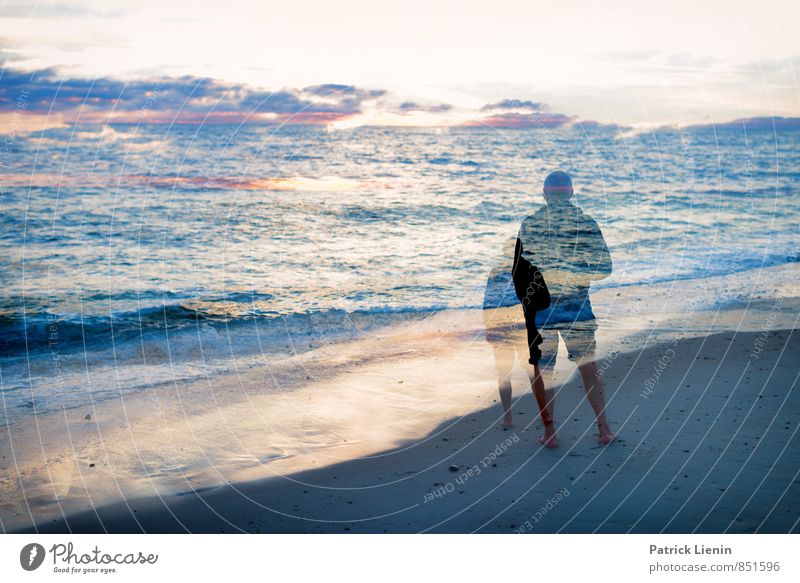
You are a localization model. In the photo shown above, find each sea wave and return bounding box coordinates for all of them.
[0,301,443,360]
[3,242,797,360]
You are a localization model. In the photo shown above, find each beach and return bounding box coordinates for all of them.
[4,6,800,582]
[5,263,799,534]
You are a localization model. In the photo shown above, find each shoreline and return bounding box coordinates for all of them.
[2,263,799,533]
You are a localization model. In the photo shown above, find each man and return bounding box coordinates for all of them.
[517,171,614,447]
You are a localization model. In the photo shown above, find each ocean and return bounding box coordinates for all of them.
[2,123,798,426]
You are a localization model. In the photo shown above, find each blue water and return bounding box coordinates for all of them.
[1,123,798,424]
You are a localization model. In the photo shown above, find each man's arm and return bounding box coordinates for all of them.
[582,217,612,280]
[512,237,530,303]
[516,211,547,267]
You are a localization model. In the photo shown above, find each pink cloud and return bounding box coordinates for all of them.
[461,112,573,129]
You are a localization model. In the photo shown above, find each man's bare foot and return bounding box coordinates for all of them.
[598,425,615,445]
[539,426,559,448]
[501,416,514,428]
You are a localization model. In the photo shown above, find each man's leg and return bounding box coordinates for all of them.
[531,363,558,447]
[529,330,558,448]
[565,323,615,444]
[536,365,555,421]
[494,344,515,428]
[487,340,516,427]
[484,310,518,427]
[577,361,614,444]
[498,380,514,427]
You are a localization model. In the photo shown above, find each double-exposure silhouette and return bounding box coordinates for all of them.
[484,171,614,447]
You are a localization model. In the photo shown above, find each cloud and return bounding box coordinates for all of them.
[572,119,625,131]
[687,116,800,130]
[662,52,722,69]
[0,1,126,19]
[0,70,665,130]
[588,49,661,62]
[0,67,385,125]
[394,101,453,114]
[465,98,572,128]
[0,38,26,63]
[462,112,573,129]
[303,83,384,99]
[733,55,800,77]
[480,99,543,112]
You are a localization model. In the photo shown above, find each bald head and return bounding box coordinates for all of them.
[543,171,573,202]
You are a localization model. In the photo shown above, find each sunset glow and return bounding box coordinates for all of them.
[2,0,798,131]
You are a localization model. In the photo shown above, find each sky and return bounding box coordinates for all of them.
[1,0,799,130]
